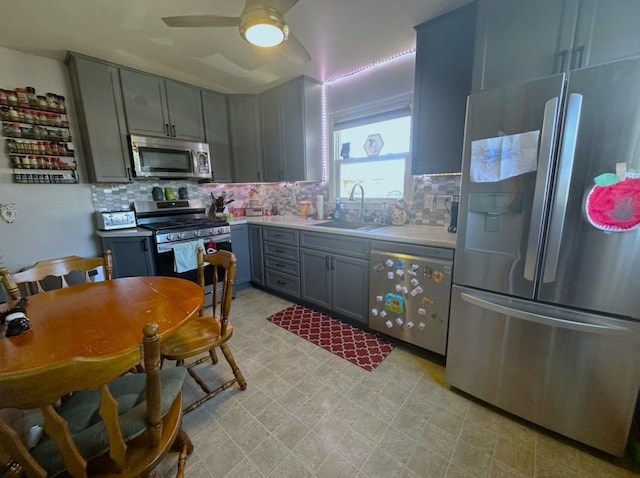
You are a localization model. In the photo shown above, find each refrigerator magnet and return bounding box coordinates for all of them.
[406,321,414,329]
[380,310,387,318]
[418,308,426,316]
[410,288,419,297]
[421,297,435,305]
[407,269,417,276]
[423,267,432,278]
[376,295,383,302]
[395,269,404,277]
[395,284,403,292]
[384,293,404,314]
[410,264,419,271]
[402,286,409,295]
[371,308,379,316]
[444,265,451,274]
[431,312,443,323]
[397,259,406,269]
[385,320,394,329]
[387,271,394,280]
[410,278,420,287]
[418,322,426,331]
[373,262,385,272]
[395,318,404,326]
[433,271,445,283]
[385,259,394,267]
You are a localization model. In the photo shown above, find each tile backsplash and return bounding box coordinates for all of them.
[91,174,460,227]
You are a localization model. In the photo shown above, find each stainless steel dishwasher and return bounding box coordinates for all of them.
[369,241,453,355]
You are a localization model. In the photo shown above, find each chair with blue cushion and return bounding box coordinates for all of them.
[0,323,192,477]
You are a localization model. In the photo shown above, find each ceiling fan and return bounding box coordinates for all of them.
[161,0,310,64]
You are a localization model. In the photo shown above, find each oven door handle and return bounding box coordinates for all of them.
[156,234,231,254]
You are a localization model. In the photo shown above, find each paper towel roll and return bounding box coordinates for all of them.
[315,195,324,220]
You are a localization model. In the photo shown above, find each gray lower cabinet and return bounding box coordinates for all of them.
[248,224,264,286]
[100,236,156,278]
[300,231,370,323]
[228,95,263,183]
[411,3,476,175]
[473,0,640,92]
[66,53,131,182]
[263,227,300,299]
[230,224,250,288]
[120,69,205,141]
[202,90,233,183]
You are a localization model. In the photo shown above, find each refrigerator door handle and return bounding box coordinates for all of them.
[460,292,630,335]
[523,96,560,281]
[542,93,583,283]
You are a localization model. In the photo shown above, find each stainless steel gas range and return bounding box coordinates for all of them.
[134,199,231,307]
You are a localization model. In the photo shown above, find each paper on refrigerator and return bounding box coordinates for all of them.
[470,130,540,182]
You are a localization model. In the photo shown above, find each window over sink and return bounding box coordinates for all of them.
[332,106,412,202]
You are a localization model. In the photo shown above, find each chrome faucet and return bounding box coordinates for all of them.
[349,183,365,222]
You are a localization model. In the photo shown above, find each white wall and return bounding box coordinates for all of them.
[0,47,98,273]
[325,52,415,118]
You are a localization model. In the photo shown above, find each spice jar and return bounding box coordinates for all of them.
[0,89,7,104]
[37,95,47,108]
[26,87,37,106]
[15,88,28,106]
[46,93,58,110]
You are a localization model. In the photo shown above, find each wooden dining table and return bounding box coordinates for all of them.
[0,276,204,375]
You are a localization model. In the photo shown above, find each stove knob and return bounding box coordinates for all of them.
[194,230,201,237]
[165,234,174,241]
[177,232,186,240]
[208,228,215,235]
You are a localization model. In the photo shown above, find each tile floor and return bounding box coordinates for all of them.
[158,287,640,478]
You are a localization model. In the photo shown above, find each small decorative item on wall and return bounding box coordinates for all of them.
[0,203,17,223]
[340,142,351,159]
[0,86,78,184]
[364,133,384,157]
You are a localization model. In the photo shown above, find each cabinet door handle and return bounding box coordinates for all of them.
[556,49,569,73]
[142,240,148,251]
[571,45,585,70]
[126,167,132,181]
[164,123,170,136]
[275,249,285,254]
[257,171,261,182]
[277,280,287,285]
[325,255,330,269]
[331,257,335,270]
[275,263,285,268]
[171,124,176,137]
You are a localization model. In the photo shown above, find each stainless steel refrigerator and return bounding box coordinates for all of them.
[447,57,640,456]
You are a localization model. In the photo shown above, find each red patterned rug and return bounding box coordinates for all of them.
[267,304,394,371]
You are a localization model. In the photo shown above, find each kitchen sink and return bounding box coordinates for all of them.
[312,221,388,231]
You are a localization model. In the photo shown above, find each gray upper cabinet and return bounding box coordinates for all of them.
[66,53,132,183]
[228,94,263,183]
[473,0,640,92]
[260,76,322,182]
[120,69,205,141]
[411,3,476,175]
[202,90,233,182]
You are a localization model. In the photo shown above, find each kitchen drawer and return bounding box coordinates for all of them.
[263,226,299,246]
[265,269,300,298]
[264,242,299,261]
[300,231,369,259]
[264,255,300,277]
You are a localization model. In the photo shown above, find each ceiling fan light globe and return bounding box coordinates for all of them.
[240,7,289,48]
[245,23,286,47]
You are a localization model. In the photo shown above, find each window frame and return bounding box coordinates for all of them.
[328,94,413,208]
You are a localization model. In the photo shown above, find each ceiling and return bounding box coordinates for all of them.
[0,0,471,94]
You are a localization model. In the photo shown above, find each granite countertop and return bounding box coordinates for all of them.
[231,216,456,249]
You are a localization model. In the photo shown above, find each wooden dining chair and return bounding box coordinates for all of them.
[0,323,192,478]
[0,250,113,300]
[161,248,247,414]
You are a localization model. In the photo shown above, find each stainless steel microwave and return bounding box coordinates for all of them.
[129,134,212,180]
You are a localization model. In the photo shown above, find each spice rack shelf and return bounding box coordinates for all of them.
[1,86,78,184]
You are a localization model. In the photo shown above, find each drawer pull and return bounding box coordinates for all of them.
[277,280,287,285]
[274,234,283,238]
[275,263,285,268]
[275,249,285,253]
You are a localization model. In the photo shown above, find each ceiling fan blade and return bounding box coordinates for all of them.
[278,32,311,64]
[245,0,299,14]
[161,15,240,28]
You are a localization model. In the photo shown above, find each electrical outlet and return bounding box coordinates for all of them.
[424,195,434,212]
[438,195,451,210]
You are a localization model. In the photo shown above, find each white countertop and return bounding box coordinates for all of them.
[96,216,456,249]
[231,216,456,249]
